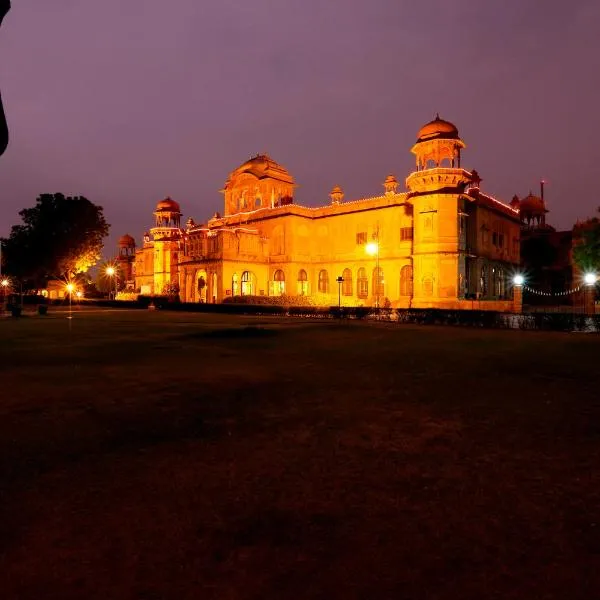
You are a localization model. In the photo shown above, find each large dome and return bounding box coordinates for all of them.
[228,153,294,184]
[155,197,181,212]
[417,115,460,143]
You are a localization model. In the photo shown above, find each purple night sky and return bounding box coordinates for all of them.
[1,0,599,255]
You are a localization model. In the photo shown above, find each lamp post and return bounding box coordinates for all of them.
[1,277,8,312]
[336,275,344,316]
[106,266,117,300]
[366,224,380,313]
[65,283,74,320]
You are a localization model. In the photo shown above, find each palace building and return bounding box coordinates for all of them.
[131,116,521,310]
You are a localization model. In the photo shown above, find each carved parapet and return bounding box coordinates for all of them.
[406,168,472,194]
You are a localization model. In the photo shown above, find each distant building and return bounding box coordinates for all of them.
[130,116,522,310]
[512,186,578,306]
[116,234,136,290]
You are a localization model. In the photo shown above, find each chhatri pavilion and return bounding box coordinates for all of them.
[129,116,522,310]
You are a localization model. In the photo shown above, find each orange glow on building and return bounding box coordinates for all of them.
[130,117,522,310]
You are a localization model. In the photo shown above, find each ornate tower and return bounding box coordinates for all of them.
[405,116,472,305]
[116,234,136,288]
[150,197,182,295]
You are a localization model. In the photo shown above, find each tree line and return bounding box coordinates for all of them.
[1,193,109,290]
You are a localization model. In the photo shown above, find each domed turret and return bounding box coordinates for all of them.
[329,185,344,204]
[406,115,469,193]
[416,114,460,143]
[118,233,135,248]
[156,197,181,213]
[152,196,181,229]
[519,191,548,229]
[383,174,398,195]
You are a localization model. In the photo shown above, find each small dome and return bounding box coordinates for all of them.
[118,233,135,247]
[331,185,343,194]
[519,192,546,214]
[384,174,398,184]
[417,114,460,143]
[155,197,180,212]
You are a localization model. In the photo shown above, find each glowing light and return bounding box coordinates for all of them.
[513,274,524,286]
[365,241,379,256]
[106,266,115,276]
[66,283,74,293]
[75,291,82,298]
[1,278,9,287]
[584,272,597,286]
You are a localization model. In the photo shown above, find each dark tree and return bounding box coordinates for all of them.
[573,209,600,273]
[1,193,110,286]
[0,1,11,156]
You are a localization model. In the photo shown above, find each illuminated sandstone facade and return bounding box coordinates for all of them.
[133,117,521,309]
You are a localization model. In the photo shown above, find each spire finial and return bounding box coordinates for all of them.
[435,112,440,120]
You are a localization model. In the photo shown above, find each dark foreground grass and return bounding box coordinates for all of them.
[1,309,599,599]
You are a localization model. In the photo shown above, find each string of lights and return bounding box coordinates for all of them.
[522,284,582,297]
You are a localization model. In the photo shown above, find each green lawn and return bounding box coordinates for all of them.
[1,309,599,599]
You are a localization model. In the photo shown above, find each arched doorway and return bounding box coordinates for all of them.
[400,265,413,297]
[318,269,329,293]
[273,269,285,296]
[241,271,256,296]
[211,272,217,303]
[196,270,207,303]
[297,269,308,296]
[357,267,368,299]
[342,268,352,296]
[372,267,384,298]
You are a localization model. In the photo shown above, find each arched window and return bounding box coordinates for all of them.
[211,272,218,303]
[318,270,329,293]
[357,267,368,299]
[497,267,505,298]
[372,267,384,298]
[400,265,413,296]
[241,271,255,296]
[297,269,308,296]
[273,269,285,296]
[232,272,239,296]
[342,268,352,296]
[480,265,488,296]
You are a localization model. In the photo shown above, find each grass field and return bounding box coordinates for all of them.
[1,309,599,599]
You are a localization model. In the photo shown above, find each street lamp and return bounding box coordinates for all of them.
[106,266,117,300]
[584,272,597,315]
[336,275,344,315]
[584,272,597,286]
[512,274,524,286]
[65,283,74,320]
[1,278,8,311]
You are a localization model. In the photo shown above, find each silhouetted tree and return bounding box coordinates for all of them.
[1,193,110,287]
[573,208,600,273]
